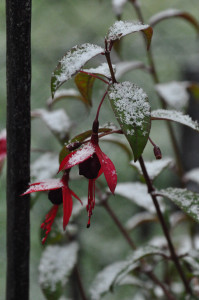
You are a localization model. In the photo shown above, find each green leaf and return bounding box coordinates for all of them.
[101,135,132,160]
[47,88,83,109]
[125,211,157,231]
[106,21,153,50]
[31,109,72,143]
[31,152,59,182]
[89,245,167,300]
[156,188,199,223]
[51,43,103,97]
[182,251,199,277]
[115,182,164,213]
[151,109,199,132]
[115,60,149,80]
[108,81,151,161]
[149,9,199,33]
[74,72,95,107]
[39,243,79,300]
[130,157,174,180]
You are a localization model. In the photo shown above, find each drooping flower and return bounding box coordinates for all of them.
[22,172,82,244]
[59,127,117,227]
[0,129,6,173]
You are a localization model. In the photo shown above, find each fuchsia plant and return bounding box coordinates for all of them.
[22,2,199,300]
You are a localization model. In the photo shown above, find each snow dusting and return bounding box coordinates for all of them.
[115,61,146,80]
[39,242,79,292]
[130,157,174,180]
[157,187,199,223]
[149,9,182,26]
[184,168,199,185]
[24,179,64,194]
[83,63,115,78]
[0,129,6,139]
[115,182,164,213]
[151,109,199,131]
[112,0,127,16]
[31,152,59,181]
[54,43,103,86]
[106,21,149,42]
[108,82,150,134]
[90,261,129,300]
[33,109,72,140]
[68,142,95,167]
[155,81,189,109]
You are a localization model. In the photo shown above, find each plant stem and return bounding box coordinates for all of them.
[79,70,109,84]
[103,200,136,249]
[130,1,184,179]
[138,156,191,294]
[105,50,117,83]
[74,265,88,300]
[102,196,176,299]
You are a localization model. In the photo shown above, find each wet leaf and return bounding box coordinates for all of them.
[106,21,153,50]
[108,82,151,161]
[51,43,103,97]
[150,9,199,33]
[155,188,199,223]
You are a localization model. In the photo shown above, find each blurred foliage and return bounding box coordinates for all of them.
[1,0,199,299]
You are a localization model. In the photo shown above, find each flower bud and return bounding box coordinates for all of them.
[48,189,63,205]
[153,146,162,160]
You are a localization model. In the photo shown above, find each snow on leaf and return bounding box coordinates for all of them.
[125,211,157,231]
[31,152,59,182]
[182,250,199,276]
[155,188,199,223]
[115,182,164,213]
[83,63,115,78]
[106,21,153,50]
[47,88,83,108]
[130,157,174,180]
[108,82,151,161]
[112,0,128,17]
[51,43,103,97]
[149,9,199,33]
[155,81,190,109]
[115,61,149,80]
[90,245,167,300]
[151,109,199,131]
[32,109,72,141]
[39,242,79,292]
[184,168,199,185]
[90,261,130,300]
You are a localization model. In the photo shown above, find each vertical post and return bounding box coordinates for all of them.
[6,0,31,299]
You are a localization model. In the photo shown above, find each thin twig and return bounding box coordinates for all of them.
[74,265,88,300]
[138,156,192,295]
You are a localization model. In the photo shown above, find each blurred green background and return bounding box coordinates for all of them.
[0,0,199,299]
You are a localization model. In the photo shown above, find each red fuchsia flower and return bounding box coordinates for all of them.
[59,124,117,227]
[22,172,82,244]
[0,129,7,173]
